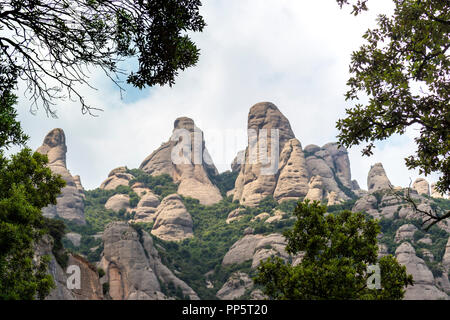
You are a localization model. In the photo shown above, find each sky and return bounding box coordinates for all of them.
[11,0,441,191]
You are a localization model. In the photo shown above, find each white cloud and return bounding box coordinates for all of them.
[12,0,438,191]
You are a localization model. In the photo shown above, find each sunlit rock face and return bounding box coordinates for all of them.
[37,128,85,224]
[139,117,222,205]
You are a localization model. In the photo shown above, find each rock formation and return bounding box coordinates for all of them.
[231,150,245,173]
[37,128,85,224]
[139,117,222,205]
[395,242,448,300]
[151,194,194,242]
[133,191,160,223]
[394,224,418,243]
[99,222,198,300]
[367,163,392,193]
[104,194,130,212]
[222,233,289,268]
[100,167,134,190]
[233,102,353,206]
[35,235,102,300]
[216,272,253,300]
[413,178,430,196]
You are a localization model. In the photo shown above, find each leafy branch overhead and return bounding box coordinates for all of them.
[0,0,205,115]
[336,0,449,196]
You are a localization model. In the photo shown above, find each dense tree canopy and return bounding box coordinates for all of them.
[254,200,413,299]
[0,88,66,299]
[0,0,205,115]
[335,0,449,198]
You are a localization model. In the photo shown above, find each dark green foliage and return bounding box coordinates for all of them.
[43,218,68,269]
[0,0,205,114]
[254,200,413,299]
[0,90,28,149]
[97,268,105,278]
[128,169,178,198]
[336,0,450,196]
[209,170,239,196]
[0,149,65,299]
[102,282,110,295]
[327,199,358,213]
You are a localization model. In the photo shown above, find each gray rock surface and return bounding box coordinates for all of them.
[216,272,253,300]
[367,163,392,193]
[395,242,448,300]
[151,194,193,241]
[222,233,288,268]
[100,167,134,190]
[37,128,85,224]
[140,117,222,205]
[394,224,418,243]
[99,222,198,300]
[104,194,130,212]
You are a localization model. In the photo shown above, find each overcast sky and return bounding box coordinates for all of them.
[11,0,440,191]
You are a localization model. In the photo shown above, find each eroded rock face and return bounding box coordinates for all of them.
[35,235,76,300]
[395,224,418,243]
[100,167,134,190]
[99,222,198,300]
[139,117,222,205]
[68,255,103,300]
[413,178,430,196]
[226,208,246,224]
[37,128,85,224]
[395,242,448,300]
[232,103,355,207]
[231,150,245,173]
[151,194,193,242]
[104,194,130,213]
[133,192,160,223]
[273,138,310,202]
[222,233,288,268]
[216,272,253,300]
[305,176,325,202]
[367,163,392,193]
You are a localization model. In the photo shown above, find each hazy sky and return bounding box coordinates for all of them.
[11,0,440,190]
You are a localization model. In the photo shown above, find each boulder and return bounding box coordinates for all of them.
[37,128,85,224]
[394,224,418,243]
[216,272,253,300]
[151,194,193,242]
[100,167,134,190]
[139,117,222,205]
[104,194,130,212]
[222,234,288,268]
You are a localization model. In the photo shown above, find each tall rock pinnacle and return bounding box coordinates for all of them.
[139,117,222,205]
[37,128,85,224]
[232,102,355,206]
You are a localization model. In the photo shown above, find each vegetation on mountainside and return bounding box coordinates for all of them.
[255,200,413,300]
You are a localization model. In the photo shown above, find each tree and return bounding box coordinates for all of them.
[254,200,413,299]
[0,90,66,299]
[335,0,449,199]
[0,0,205,115]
